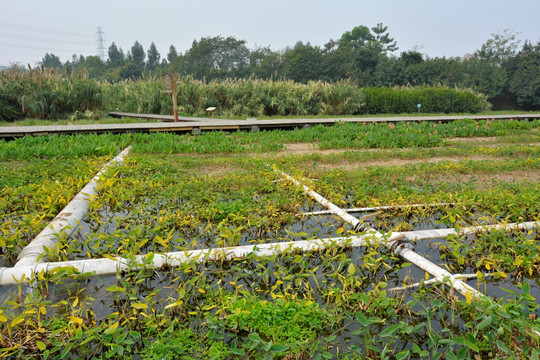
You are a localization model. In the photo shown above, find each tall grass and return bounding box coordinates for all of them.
[0,66,102,120]
[104,76,366,117]
[1,67,490,120]
[105,77,490,117]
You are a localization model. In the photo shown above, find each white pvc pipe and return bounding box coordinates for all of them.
[273,168,366,231]
[15,146,132,268]
[0,231,405,286]
[299,203,459,216]
[388,273,479,292]
[270,166,540,307]
[0,221,536,287]
[394,244,485,300]
[400,221,539,241]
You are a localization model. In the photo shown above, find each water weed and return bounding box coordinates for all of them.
[0,120,538,358]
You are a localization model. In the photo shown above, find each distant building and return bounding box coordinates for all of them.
[462,53,473,60]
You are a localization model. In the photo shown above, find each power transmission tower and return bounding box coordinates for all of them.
[96,27,106,60]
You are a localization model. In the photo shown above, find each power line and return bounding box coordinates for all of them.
[0,41,93,54]
[0,21,93,38]
[0,32,95,46]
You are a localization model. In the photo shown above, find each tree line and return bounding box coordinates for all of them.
[38,25,540,110]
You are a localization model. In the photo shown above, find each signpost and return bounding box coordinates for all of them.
[163,72,179,122]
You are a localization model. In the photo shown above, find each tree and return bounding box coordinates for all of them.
[248,46,282,78]
[374,57,405,86]
[183,36,250,80]
[510,41,540,109]
[339,25,375,51]
[147,42,161,70]
[282,42,323,83]
[476,29,521,65]
[371,23,398,54]
[128,41,146,70]
[460,58,508,99]
[321,39,351,82]
[118,62,142,79]
[41,53,62,69]
[167,45,178,63]
[107,42,125,67]
[338,25,384,85]
[400,51,424,67]
[80,56,106,78]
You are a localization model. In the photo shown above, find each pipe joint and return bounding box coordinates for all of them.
[394,242,414,256]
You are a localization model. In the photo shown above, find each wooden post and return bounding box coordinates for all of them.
[170,72,178,122]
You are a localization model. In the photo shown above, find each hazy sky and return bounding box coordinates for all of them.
[1,0,539,66]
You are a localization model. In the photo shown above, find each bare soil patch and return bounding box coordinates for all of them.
[405,170,539,190]
[314,155,503,171]
[446,137,496,143]
[284,143,346,156]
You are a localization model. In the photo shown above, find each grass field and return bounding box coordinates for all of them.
[0,118,538,359]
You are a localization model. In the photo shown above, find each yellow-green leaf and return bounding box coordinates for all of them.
[103,321,119,335]
[131,303,148,310]
[348,263,356,276]
[69,316,83,325]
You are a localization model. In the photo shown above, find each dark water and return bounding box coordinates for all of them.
[0,209,537,357]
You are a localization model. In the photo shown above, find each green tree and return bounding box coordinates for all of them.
[167,45,178,63]
[476,29,521,65]
[400,51,424,67]
[510,41,540,109]
[320,40,351,82]
[80,56,106,78]
[460,58,508,99]
[338,25,384,85]
[403,57,449,85]
[107,42,125,67]
[183,36,250,80]
[118,62,142,79]
[41,53,63,69]
[128,41,146,70]
[248,46,282,78]
[283,42,323,83]
[147,42,161,70]
[339,25,375,50]
[374,57,405,86]
[371,23,398,53]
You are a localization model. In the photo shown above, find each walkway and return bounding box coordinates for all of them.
[1,113,538,138]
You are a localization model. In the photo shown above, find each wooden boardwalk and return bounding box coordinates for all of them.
[1,113,538,138]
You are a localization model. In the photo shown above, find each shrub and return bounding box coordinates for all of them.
[362,85,490,114]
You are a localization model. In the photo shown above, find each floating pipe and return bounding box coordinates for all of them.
[399,221,539,241]
[0,221,535,286]
[15,146,132,268]
[394,242,485,300]
[271,167,540,306]
[298,202,460,216]
[272,167,367,231]
[389,273,480,292]
[0,231,405,286]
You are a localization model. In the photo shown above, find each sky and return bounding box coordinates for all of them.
[1,0,539,66]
